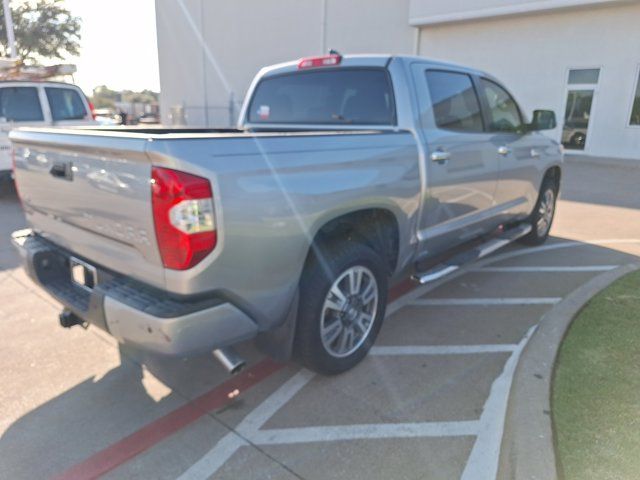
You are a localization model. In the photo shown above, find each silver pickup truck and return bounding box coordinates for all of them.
[10,54,562,374]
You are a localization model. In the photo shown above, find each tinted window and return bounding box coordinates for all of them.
[568,68,600,85]
[45,87,87,121]
[248,69,395,125]
[425,71,483,133]
[630,71,640,126]
[0,87,44,122]
[479,79,523,133]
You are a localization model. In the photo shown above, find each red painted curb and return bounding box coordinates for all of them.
[389,278,416,302]
[51,358,284,480]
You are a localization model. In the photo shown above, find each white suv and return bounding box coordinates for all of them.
[0,81,96,190]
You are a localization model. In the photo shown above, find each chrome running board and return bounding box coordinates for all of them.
[412,224,532,285]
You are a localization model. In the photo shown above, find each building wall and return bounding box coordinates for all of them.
[155,0,413,127]
[408,0,628,24]
[155,0,640,159]
[155,0,207,126]
[417,1,640,158]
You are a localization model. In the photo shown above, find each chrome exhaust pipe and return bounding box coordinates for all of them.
[213,347,246,374]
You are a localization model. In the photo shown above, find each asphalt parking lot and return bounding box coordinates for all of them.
[2,156,640,480]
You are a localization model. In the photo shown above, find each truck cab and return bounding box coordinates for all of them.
[9,54,562,374]
[240,54,562,258]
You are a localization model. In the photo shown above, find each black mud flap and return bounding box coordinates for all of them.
[254,290,299,362]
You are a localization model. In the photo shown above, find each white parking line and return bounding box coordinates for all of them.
[178,370,314,480]
[410,298,562,306]
[371,344,517,355]
[177,240,640,479]
[179,338,525,478]
[386,239,639,317]
[461,325,536,480]
[475,265,618,273]
[235,369,315,436]
[251,420,481,445]
[473,239,640,267]
[177,433,248,480]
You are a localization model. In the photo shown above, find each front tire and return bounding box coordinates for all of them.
[519,177,557,246]
[295,240,388,375]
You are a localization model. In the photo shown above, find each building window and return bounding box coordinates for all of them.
[568,68,600,85]
[562,68,599,150]
[630,70,640,126]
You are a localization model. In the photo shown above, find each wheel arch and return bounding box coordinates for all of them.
[308,207,401,276]
[543,165,562,192]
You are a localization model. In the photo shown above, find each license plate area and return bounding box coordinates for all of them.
[70,257,97,291]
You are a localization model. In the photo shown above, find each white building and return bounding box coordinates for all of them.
[155,0,640,160]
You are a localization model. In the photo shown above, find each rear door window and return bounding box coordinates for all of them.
[248,68,395,125]
[45,87,88,121]
[0,86,44,122]
[425,70,484,133]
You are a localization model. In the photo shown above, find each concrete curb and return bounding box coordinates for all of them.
[497,262,640,480]
[564,154,639,169]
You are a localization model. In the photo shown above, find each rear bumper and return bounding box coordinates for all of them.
[11,229,258,356]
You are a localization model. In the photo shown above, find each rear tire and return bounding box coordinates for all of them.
[519,177,557,246]
[294,240,388,375]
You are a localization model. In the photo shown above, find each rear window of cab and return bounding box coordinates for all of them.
[248,68,396,125]
[45,87,88,121]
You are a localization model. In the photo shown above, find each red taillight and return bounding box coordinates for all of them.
[298,54,342,69]
[151,167,217,270]
[88,101,96,120]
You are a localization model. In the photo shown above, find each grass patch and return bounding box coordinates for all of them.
[553,269,640,480]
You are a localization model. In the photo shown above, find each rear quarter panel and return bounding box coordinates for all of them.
[147,131,421,329]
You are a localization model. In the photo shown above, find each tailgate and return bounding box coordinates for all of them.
[10,128,165,288]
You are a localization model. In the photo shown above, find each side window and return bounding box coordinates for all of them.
[425,70,484,133]
[0,87,44,122]
[479,79,523,133]
[629,68,640,126]
[45,87,88,121]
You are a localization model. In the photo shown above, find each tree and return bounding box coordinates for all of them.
[122,89,158,104]
[91,85,121,109]
[0,0,81,64]
[91,86,159,110]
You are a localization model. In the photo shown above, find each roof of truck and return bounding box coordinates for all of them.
[259,54,486,78]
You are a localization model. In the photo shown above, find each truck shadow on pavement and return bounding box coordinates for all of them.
[0,343,257,479]
[1,237,640,479]
[0,189,26,272]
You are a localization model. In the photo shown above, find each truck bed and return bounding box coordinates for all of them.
[10,127,419,302]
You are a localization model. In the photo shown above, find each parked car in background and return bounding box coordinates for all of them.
[561,119,588,150]
[93,108,121,126]
[10,54,562,374]
[136,112,160,125]
[0,81,96,193]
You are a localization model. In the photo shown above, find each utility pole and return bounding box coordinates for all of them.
[2,0,16,58]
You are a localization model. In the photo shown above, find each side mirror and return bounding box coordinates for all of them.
[530,110,557,131]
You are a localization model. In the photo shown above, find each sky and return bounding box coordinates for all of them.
[63,0,160,94]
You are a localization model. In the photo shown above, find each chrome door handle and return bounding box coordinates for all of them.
[430,150,450,164]
[530,148,540,158]
[497,146,511,156]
